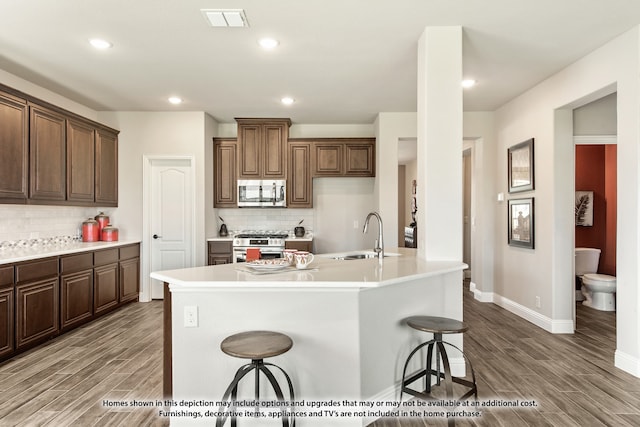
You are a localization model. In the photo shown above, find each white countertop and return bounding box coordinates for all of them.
[151,247,465,289]
[0,240,141,265]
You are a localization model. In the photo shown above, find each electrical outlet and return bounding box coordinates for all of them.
[535,296,541,309]
[184,306,198,327]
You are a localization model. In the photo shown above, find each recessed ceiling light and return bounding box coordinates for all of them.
[259,38,279,49]
[281,97,295,105]
[89,38,112,50]
[168,97,183,105]
[461,79,476,88]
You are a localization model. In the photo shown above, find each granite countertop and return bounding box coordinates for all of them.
[0,240,141,265]
[151,247,465,289]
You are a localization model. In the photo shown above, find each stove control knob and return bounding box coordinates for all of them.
[234,239,240,245]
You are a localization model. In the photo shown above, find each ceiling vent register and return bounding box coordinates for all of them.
[201,9,249,28]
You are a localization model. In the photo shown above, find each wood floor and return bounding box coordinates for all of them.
[0,284,637,426]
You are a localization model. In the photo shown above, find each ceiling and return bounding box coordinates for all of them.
[1,0,639,124]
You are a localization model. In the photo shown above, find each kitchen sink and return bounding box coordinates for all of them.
[332,252,401,260]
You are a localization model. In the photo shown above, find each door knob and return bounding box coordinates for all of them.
[153,234,162,239]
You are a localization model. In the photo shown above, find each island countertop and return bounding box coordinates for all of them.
[150,247,465,289]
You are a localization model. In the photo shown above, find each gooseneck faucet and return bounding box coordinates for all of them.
[363,212,384,260]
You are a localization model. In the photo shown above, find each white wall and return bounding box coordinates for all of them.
[574,92,617,135]
[489,26,640,375]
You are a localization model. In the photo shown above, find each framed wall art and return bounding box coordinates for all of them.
[508,138,534,193]
[508,197,534,249]
[575,191,593,226]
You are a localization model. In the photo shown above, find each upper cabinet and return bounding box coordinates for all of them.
[95,128,118,206]
[287,141,312,208]
[0,90,28,201]
[213,138,237,208]
[29,103,66,201]
[237,118,290,179]
[312,138,375,177]
[0,84,119,207]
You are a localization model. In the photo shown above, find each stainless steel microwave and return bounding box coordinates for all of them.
[237,180,286,207]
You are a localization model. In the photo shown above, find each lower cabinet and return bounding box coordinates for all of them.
[0,287,13,358]
[119,257,140,303]
[16,277,59,349]
[60,269,93,330]
[208,241,233,265]
[94,263,119,315]
[285,241,313,252]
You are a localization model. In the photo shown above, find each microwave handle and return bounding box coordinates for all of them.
[280,185,284,201]
[272,182,276,205]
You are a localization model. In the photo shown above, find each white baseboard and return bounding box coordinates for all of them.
[615,350,640,377]
[469,282,573,334]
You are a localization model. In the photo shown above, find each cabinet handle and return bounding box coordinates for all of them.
[153,234,162,239]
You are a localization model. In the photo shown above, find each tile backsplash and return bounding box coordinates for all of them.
[215,208,314,234]
[0,205,111,242]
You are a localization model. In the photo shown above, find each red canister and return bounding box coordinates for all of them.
[82,218,100,242]
[101,224,119,242]
[94,212,110,239]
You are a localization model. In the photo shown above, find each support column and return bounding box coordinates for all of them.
[416,27,463,261]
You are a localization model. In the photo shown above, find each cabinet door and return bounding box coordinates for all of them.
[284,241,312,252]
[94,263,119,315]
[207,241,232,265]
[60,269,93,330]
[0,91,28,201]
[345,141,375,176]
[287,142,312,207]
[238,123,262,178]
[95,129,118,206]
[313,143,343,176]
[67,119,95,202]
[0,288,14,358]
[263,123,287,178]
[16,277,59,349]
[214,139,237,207]
[119,257,140,303]
[29,103,66,201]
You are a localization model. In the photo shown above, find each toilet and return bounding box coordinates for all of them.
[575,247,616,311]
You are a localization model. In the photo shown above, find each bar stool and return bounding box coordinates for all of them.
[400,316,477,425]
[216,330,295,427]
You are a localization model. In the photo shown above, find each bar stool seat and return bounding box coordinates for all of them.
[216,331,295,427]
[400,316,477,426]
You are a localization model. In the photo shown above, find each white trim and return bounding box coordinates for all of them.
[615,350,640,377]
[141,155,197,302]
[573,134,617,145]
[492,294,574,334]
[469,281,494,303]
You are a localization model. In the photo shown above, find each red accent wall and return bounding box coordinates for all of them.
[575,145,616,275]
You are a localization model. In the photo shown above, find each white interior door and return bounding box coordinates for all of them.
[150,159,193,299]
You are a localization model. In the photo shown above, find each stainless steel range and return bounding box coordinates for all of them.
[232,230,288,263]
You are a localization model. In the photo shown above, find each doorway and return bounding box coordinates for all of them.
[143,156,195,301]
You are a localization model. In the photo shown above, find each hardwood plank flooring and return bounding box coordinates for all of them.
[0,281,636,426]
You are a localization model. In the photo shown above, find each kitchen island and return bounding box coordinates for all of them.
[151,248,466,426]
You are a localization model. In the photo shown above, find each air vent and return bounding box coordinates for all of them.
[201,9,249,27]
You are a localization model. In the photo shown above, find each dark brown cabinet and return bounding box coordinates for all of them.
[287,141,312,208]
[208,241,233,265]
[0,90,28,201]
[15,258,59,350]
[237,118,290,179]
[0,266,14,359]
[285,240,313,252]
[312,138,375,177]
[119,244,140,303]
[94,249,119,315]
[66,119,95,203]
[214,138,238,207]
[60,252,94,331]
[0,83,119,207]
[95,128,118,206]
[29,103,66,201]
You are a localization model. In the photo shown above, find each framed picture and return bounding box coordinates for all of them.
[508,198,534,249]
[575,191,593,226]
[508,138,534,193]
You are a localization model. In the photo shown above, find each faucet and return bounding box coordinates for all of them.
[363,212,384,260]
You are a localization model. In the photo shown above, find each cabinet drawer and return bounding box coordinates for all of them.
[60,252,93,274]
[15,258,58,283]
[208,241,232,254]
[119,244,140,260]
[94,248,118,266]
[0,266,13,288]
